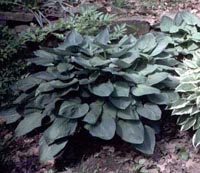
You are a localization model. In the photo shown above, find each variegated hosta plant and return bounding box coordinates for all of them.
[169,55,200,148]
[0,29,179,162]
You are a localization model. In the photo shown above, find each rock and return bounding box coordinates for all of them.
[113,16,151,36]
[0,11,34,22]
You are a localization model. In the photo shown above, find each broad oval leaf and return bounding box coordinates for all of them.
[112,81,130,97]
[59,100,89,119]
[116,120,144,144]
[0,108,21,124]
[109,97,132,110]
[147,72,169,86]
[15,112,43,136]
[134,33,157,53]
[39,136,68,162]
[136,103,161,121]
[90,81,114,97]
[117,107,139,120]
[83,101,103,124]
[131,84,160,96]
[44,117,77,144]
[134,125,155,155]
[88,114,116,140]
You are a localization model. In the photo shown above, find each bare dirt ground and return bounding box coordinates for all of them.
[1,1,200,173]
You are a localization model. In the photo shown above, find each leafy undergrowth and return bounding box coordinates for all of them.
[1,115,199,173]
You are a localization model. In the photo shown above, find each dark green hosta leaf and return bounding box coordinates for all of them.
[35,93,57,108]
[71,56,92,68]
[103,102,117,119]
[0,108,21,124]
[139,64,157,76]
[116,120,144,144]
[28,58,54,67]
[111,51,139,68]
[117,106,139,120]
[15,112,43,136]
[36,82,54,96]
[83,101,103,124]
[79,72,100,85]
[90,81,114,97]
[32,71,57,81]
[160,16,174,32]
[34,49,58,59]
[90,57,110,67]
[49,79,78,89]
[122,73,146,84]
[131,84,160,96]
[44,117,77,144]
[109,97,132,110]
[57,63,68,73]
[148,91,179,105]
[192,128,200,147]
[147,72,169,86]
[15,77,41,92]
[88,114,116,140]
[43,98,61,116]
[150,36,172,56]
[59,100,89,119]
[134,33,157,53]
[59,30,83,49]
[136,103,161,121]
[94,28,109,45]
[112,81,130,97]
[39,136,68,162]
[134,126,155,155]
[181,11,200,26]
[29,49,57,66]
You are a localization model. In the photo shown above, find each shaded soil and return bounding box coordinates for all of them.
[1,116,200,173]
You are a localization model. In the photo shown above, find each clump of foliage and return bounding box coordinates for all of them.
[0,60,26,107]
[0,28,179,162]
[159,11,200,148]
[170,57,200,148]
[0,26,22,62]
[0,26,26,106]
[0,7,125,106]
[21,6,125,43]
[159,11,200,58]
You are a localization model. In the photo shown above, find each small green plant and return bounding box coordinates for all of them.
[0,26,23,63]
[0,29,179,162]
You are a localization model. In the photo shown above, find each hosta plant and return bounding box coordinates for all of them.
[0,29,179,162]
[169,55,200,148]
[160,11,200,148]
[159,11,200,59]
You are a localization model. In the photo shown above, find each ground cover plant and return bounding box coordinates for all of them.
[0,27,180,162]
